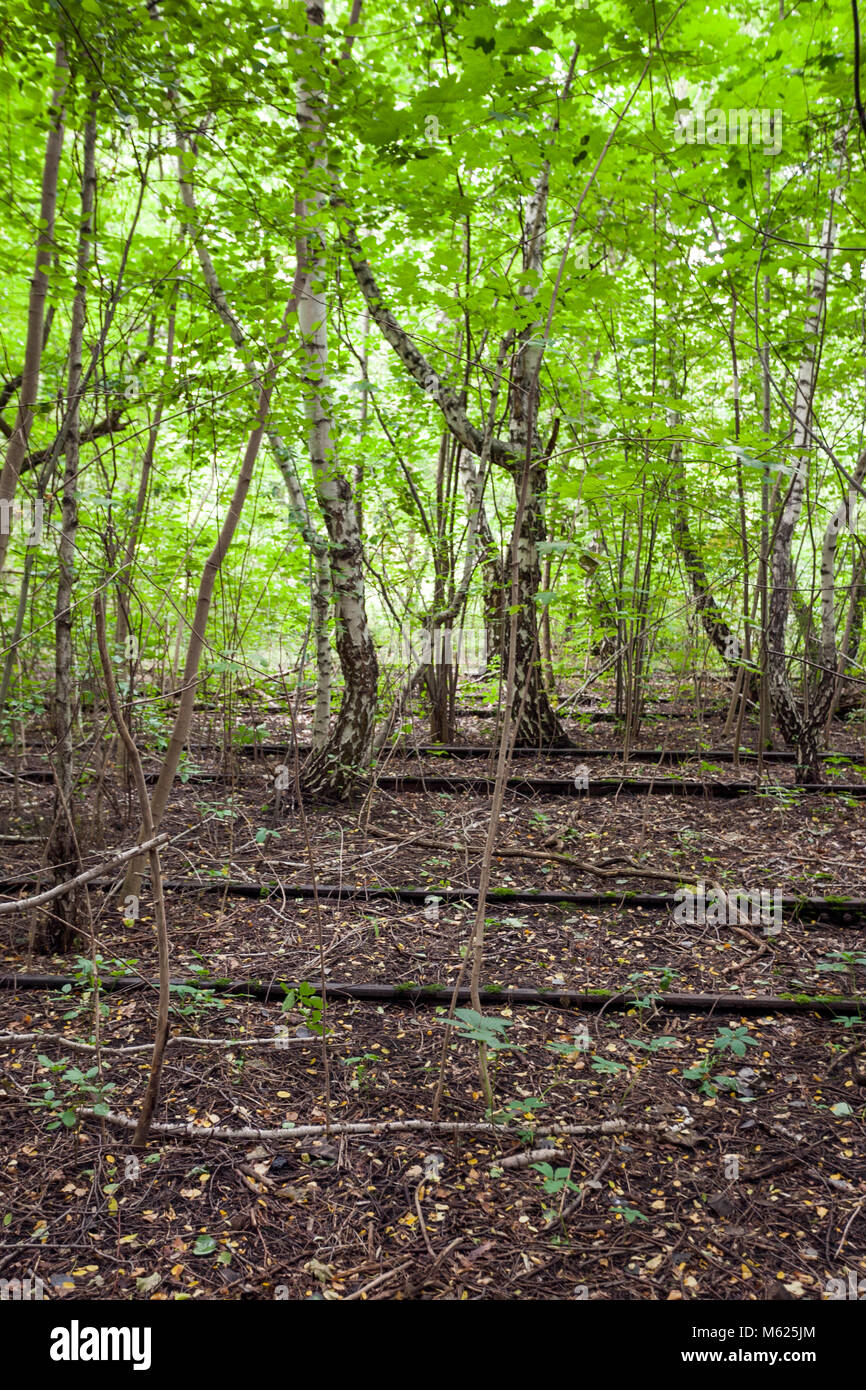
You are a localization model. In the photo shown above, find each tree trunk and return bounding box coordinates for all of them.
[40,103,97,954]
[845,570,865,671]
[372,342,512,753]
[295,0,378,797]
[767,157,851,782]
[0,43,67,574]
[506,160,571,747]
[669,447,737,663]
[825,560,866,728]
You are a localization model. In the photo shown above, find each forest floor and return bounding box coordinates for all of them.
[1,678,865,1300]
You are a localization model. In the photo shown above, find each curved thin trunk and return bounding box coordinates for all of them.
[176,135,332,748]
[122,303,293,898]
[0,44,67,574]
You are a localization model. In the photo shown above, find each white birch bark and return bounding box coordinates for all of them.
[343,228,518,472]
[295,0,378,793]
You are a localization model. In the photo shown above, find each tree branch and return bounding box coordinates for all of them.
[339,215,518,470]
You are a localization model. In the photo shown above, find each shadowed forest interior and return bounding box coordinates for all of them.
[1,0,865,1312]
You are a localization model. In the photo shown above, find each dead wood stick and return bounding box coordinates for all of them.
[835,1195,866,1258]
[343,1262,412,1301]
[727,946,770,977]
[0,1030,308,1053]
[725,923,772,977]
[500,1147,562,1170]
[78,1109,700,1146]
[366,825,682,883]
[0,832,170,914]
[565,1148,616,1219]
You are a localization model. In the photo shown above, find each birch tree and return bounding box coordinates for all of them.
[294,0,379,797]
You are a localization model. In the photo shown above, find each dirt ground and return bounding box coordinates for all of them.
[1,681,864,1301]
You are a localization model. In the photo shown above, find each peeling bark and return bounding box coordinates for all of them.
[506,159,571,747]
[343,225,518,473]
[295,0,378,797]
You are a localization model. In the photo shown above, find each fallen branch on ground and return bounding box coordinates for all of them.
[0,1031,308,1054]
[366,825,683,883]
[0,832,171,915]
[1,975,861,1015]
[76,1109,701,1146]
